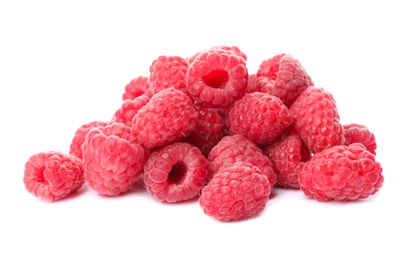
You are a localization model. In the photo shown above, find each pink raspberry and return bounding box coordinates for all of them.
[143,142,208,203]
[264,132,311,188]
[187,45,247,64]
[186,48,248,107]
[184,105,227,157]
[343,123,377,155]
[254,53,313,107]
[299,143,383,201]
[147,55,188,96]
[131,88,199,149]
[111,94,150,127]
[123,76,150,101]
[199,161,271,222]
[290,86,345,153]
[227,92,292,146]
[208,134,277,187]
[82,122,146,197]
[69,120,109,160]
[23,151,85,202]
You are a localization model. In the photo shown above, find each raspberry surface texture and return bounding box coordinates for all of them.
[343,123,377,155]
[298,143,383,201]
[69,120,109,160]
[184,105,227,157]
[187,45,247,64]
[23,151,85,202]
[112,94,150,127]
[254,53,313,107]
[290,86,345,153]
[82,122,145,196]
[208,134,277,186]
[227,92,292,146]
[131,88,199,149]
[264,132,311,188]
[147,55,188,96]
[123,76,150,101]
[186,48,248,107]
[143,142,208,203]
[199,161,271,222]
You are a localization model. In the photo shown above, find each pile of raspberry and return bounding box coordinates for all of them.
[23,46,384,222]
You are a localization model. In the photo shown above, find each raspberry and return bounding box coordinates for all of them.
[343,123,377,155]
[23,151,84,202]
[123,76,150,101]
[208,134,277,187]
[298,143,384,201]
[199,161,271,221]
[264,132,311,188]
[186,48,248,107]
[227,92,292,146]
[82,122,145,196]
[184,105,227,157]
[143,142,208,203]
[69,120,109,160]
[131,88,199,149]
[290,86,345,154]
[187,45,247,64]
[254,53,313,107]
[147,55,188,96]
[245,73,257,93]
[111,94,150,127]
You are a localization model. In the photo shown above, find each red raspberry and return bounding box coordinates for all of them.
[264,132,311,188]
[298,143,384,201]
[147,55,188,96]
[254,53,313,107]
[227,92,292,146]
[69,120,109,160]
[208,134,277,187]
[23,151,84,202]
[290,86,345,154]
[343,123,377,155]
[123,76,150,101]
[111,94,150,127]
[199,161,271,222]
[184,105,227,157]
[131,88,199,149]
[187,45,247,64]
[82,122,145,197]
[143,142,208,203]
[186,48,248,107]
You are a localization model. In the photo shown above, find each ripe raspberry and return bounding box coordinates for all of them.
[82,122,145,197]
[343,123,377,155]
[147,55,188,96]
[199,161,271,222]
[186,48,248,107]
[111,94,150,127]
[131,88,199,149]
[290,86,345,154]
[69,120,109,160]
[298,143,384,201]
[254,54,313,107]
[187,45,247,64]
[208,134,277,186]
[123,76,150,101]
[184,105,227,157]
[23,151,84,202]
[264,132,311,188]
[227,92,292,146]
[143,142,208,203]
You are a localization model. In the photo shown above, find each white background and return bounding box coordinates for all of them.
[1,1,399,259]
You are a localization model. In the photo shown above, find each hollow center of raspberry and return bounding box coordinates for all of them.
[167,161,187,185]
[36,167,46,183]
[202,70,229,89]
